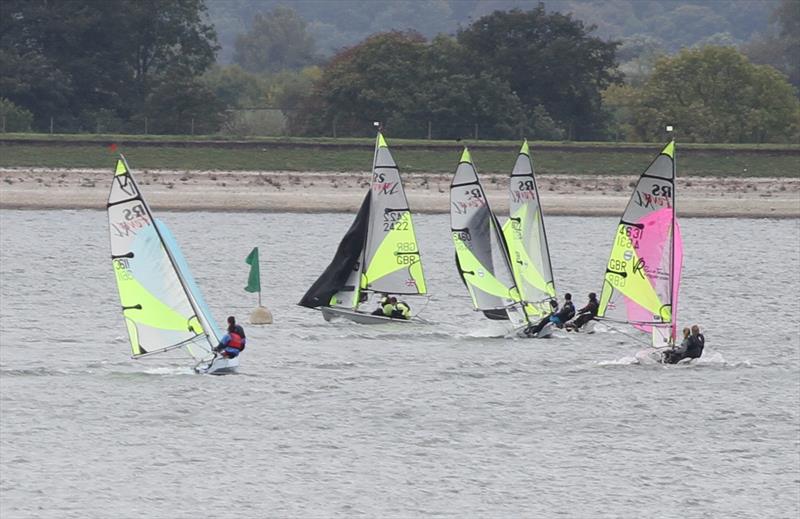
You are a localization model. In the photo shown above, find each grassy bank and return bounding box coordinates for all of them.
[1,134,798,176]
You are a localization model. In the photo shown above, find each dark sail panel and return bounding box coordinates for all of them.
[298,194,371,308]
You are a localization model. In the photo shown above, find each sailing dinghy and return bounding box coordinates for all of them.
[502,141,558,338]
[298,132,427,324]
[107,156,236,375]
[450,145,558,338]
[596,140,682,355]
[450,147,527,331]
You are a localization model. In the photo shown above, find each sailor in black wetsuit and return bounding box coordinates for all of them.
[551,293,575,328]
[565,292,598,331]
[662,327,691,364]
[665,325,705,363]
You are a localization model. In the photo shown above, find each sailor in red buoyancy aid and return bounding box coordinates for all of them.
[214,316,246,358]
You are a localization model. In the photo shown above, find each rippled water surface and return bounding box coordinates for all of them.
[1,209,798,518]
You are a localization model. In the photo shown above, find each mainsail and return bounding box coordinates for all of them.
[108,156,220,361]
[299,132,426,312]
[502,140,556,319]
[596,140,683,345]
[450,147,521,319]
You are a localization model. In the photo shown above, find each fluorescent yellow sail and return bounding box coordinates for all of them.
[503,206,554,297]
[600,224,669,321]
[363,211,426,293]
[453,234,521,305]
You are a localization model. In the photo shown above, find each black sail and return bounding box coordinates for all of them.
[298,193,371,308]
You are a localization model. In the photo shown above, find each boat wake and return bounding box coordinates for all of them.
[597,351,749,368]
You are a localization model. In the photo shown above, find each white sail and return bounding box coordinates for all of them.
[502,140,556,319]
[108,156,220,362]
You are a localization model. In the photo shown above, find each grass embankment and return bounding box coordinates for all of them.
[1,134,798,177]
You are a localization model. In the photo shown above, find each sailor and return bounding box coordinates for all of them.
[524,299,559,337]
[662,327,691,364]
[663,325,704,363]
[392,300,411,320]
[372,295,397,317]
[686,325,705,359]
[214,316,246,358]
[550,293,575,328]
[565,292,599,331]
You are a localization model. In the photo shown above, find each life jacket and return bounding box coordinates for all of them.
[395,301,410,319]
[226,332,244,350]
[381,302,395,317]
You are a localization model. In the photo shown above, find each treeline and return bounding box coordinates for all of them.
[1,0,798,143]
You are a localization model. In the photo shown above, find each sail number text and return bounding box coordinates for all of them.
[383,210,408,231]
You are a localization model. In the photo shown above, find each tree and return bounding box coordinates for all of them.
[297,31,430,137]
[293,31,529,139]
[0,0,220,132]
[233,7,316,73]
[456,5,622,140]
[202,65,268,108]
[629,46,799,143]
[0,98,33,132]
[742,0,800,92]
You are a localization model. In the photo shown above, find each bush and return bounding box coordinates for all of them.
[0,98,33,132]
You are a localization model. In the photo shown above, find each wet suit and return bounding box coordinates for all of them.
[551,301,575,327]
[391,301,411,320]
[371,300,395,317]
[568,299,598,330]
[663,333,705,364]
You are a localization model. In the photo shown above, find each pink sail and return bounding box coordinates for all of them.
[626,208,682,338]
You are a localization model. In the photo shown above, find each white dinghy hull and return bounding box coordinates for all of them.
[319,307,415,325]
[195,355,240,375]
[508,321,555,339]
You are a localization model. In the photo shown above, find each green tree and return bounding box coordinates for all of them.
[457,5,622,140]
[0,0,220,132]
[297,31,429,137]
[743,0,800,91]
[141,75,225,134]
[202,65,268,108]
[293,31,529,139]
[0,98,33,132]
[233,7,316,73]
[629,46,799,143]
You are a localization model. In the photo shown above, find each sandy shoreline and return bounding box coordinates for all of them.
[1,167,798,218]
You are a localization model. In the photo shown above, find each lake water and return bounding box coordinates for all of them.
[1,209,798,518]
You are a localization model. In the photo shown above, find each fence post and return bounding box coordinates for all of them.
[191,117,195,136]
[427,121,432,140]
[50,117,54,134]
[144,117,148,135]
[474,123,478,140]
[1,116,5,133]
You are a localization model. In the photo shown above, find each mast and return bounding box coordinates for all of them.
[353,128,382,311]
[117,155,217,351]
[668,127,677,344]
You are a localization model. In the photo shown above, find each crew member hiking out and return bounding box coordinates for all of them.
[566,292,598,332]
[551,293,575,328]
[524,299,558,337]
[214,316,246,358]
